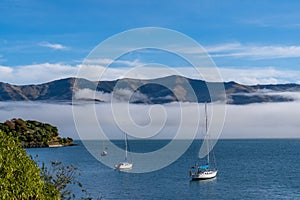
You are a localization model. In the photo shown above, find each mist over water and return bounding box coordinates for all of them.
[0,101,299,139]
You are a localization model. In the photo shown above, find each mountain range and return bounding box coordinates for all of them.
[1,75,300,105]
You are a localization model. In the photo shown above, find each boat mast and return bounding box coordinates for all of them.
[205,103,210,164]
[125,132,128,160]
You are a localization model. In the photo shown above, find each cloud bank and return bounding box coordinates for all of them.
[0,63,300,85]
[0,101,299,139]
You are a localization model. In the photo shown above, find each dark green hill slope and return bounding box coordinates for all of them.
[0,118,73,148]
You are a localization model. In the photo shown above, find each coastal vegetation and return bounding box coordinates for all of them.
[0,130,94,199]
[0,130,60,199]
[0,119,102,199]
[0,118,73,148]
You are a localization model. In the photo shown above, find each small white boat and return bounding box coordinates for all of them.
[190,103,218,181]
[115,132,133,170]
[101,140,108,156]
[115,161,133,170]
[101,150,108,156]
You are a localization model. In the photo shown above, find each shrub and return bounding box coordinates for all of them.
[0,130,60,199]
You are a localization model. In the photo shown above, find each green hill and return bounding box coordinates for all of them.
[0,118,73,148]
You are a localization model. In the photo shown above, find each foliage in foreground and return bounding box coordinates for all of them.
[0,130,60,199]
[0,130,101,199]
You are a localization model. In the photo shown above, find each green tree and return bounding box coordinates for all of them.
[0,130,60,199]
[40,161,84,199]
[0,119,72,148]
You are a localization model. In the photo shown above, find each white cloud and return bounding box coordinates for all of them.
[38,41,69,50]
[222,101,300,138]
[266,92,300,101]
[1,101,300,139]
[0,62,197,84]
[75,89,111,102]
[112,88,148,102]
[74,88,148,103]
[0,62,299,85]
[204,42,300,60]
[217,67,300,85]
[0,63,77,84]
[0,65,13,73]
[240,18,300,28]
[84,58,143,67]
[84,58,114,65]
[205,42,242,53]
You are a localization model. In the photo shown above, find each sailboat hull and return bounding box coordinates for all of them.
[191,170,218,180]
[115,162,133,170]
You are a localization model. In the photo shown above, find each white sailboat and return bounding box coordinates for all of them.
[101,149,108,156]
[115,132,133,170]
[101,140,108,156]
[190,103,218,180]
[101,150,108,156]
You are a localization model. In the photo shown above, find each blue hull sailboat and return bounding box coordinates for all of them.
[190,103,218,180]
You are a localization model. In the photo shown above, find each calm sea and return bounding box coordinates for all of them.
[26,139,300,199]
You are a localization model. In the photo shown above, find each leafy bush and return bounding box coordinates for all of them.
[0,130,60,199]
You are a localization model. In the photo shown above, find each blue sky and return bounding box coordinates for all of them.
[1,0,300,85]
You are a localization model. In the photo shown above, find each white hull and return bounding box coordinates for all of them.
[115,162,133,170]
[49,144,63,148]
[191,170,218,180]
[101,151,108,156]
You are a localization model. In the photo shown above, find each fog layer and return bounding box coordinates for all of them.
[0,101,299,139]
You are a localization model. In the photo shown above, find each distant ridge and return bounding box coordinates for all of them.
[0,75,299,104]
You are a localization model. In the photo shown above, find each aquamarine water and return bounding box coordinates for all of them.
[27,139,300,199]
